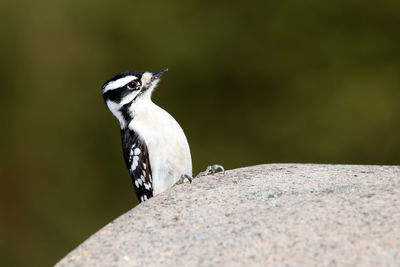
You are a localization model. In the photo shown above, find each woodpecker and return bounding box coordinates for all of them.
[102,69,223,203]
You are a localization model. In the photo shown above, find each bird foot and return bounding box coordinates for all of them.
[175,165,225,186]
[195,164,225,178]
[175,174,193,185]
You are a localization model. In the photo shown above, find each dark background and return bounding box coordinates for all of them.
[1,0,399,266]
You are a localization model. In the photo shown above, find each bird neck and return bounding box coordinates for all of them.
[119,101,134,129]
[120,98,156,130]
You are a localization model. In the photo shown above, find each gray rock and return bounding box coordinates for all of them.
[56,164,400,266]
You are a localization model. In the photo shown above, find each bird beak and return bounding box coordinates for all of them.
[152,68,168,79]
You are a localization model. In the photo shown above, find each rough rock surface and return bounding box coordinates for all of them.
[56,164,400,266]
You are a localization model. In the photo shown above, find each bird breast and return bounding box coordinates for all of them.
[129,101,192,195]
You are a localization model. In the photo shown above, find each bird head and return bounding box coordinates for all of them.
[101,69,168,127]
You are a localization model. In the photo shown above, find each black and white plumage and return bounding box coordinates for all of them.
[121,129,153,202]
[101,69,192,203]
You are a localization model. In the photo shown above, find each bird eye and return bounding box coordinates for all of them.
[127,80,140,90]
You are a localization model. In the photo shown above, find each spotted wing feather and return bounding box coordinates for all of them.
[121,129,153,202]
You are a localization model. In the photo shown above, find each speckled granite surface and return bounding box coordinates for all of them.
[56,164,400,266]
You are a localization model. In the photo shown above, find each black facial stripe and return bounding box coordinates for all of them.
[103,86,131,103]
[127,80,141,90]
[102,71,143,89]
[120,101,134,122]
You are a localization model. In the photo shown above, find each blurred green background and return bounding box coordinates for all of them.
[1,0,399,266]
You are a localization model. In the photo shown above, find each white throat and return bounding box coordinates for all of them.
[104,75,160,129]
[106,100,127,128]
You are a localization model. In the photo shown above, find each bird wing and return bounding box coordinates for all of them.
[121,129,153,203]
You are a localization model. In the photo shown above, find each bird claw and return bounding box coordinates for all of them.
[175,165,224,186]
[175,174,193,185]
[195,164,225,178]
